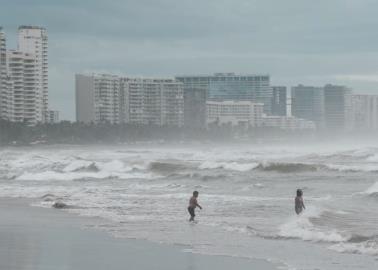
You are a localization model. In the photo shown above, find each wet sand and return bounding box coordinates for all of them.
[0,198,278,270]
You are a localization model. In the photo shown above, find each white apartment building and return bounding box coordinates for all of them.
[350,95,378,131]
[0,27,12,121]
[76,74,184,126]
[261,115,316,130]
[0,76,13,121]
[122,77,184,126]
[0,26,48,125]
[7,50,39,124]
[206,100,264,128]
[18,26,48,122]
[76,74,121,124]
[0,28,5,86]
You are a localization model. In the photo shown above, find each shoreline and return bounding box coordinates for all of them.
[0,197,279,270]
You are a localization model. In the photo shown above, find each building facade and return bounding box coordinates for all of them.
[0,27,8,120]
[76,74,120,124]
[324,84,352,131]
[76,74,184,127]
[122,77,184,127]
[0,76,13,121]
[183,87,207,129]
[261,116,316,130]
[0,26,49,125]
[46,110,59,123]
[271,86,287,116]
[7,50,39,124]
[350,95,378,131]
[18,26,48,122]
[291,85,324,129]
[176,73,272,114]
[206,100,264,128]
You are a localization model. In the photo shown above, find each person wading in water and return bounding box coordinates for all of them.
[188,191,202,222]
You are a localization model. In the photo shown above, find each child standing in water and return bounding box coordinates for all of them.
[295,189,305,215]
[188,191,202,222]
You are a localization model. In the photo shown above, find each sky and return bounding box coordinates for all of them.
[1,0,378,120]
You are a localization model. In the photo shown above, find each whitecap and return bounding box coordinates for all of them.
[277,207,348,243]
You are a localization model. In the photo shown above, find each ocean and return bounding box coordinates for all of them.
[1,143,377,269]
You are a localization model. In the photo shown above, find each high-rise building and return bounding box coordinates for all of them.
[271,86,287,116]
[76,74,184,127]
[176,73,272,114]
[0,26,48,125]
[18,26,48,122]
[0,27,5,86]
[122,77,184,127]
[0,76,13,121]
[0,27,8,120]
[350,95,378,131]
[291,85,324,129]
[206,100,264,128]
[184,87,207,129]
[76,74,121,124]
[7,50,39,124]
[324,84,352,131]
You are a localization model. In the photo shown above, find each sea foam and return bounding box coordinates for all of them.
[278,207,348,243]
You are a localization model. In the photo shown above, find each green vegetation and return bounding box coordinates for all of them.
[0,120,315,146]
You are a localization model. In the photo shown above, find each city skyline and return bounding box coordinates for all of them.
[2,0,378,120]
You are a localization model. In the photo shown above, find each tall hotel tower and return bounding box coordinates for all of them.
[18,26,48,122]
[0,28,5,89]
[0,27,13,121]
[0,28,6,119]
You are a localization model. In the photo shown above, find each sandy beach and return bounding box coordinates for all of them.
[0,198,278,270]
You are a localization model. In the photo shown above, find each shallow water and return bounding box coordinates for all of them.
[1,143,378,269]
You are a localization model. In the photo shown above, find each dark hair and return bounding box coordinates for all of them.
[193,191,199,196]
[296,189,303,197]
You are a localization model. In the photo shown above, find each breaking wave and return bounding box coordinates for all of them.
[329,239,378,256]
[63,160,100,172]
[256,162,320,173]
[364,182,378,196]
[278,207,348,243]
[198,161,259,172]
[256,162,378,173]
[149,161,190,173]
[15,159,152,181]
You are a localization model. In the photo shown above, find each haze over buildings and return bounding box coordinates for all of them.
[76,74,184,127]
[206,100,264,128]
[176,73,272,114]
[291,85,325,129]
[1,22,378,135]
[271,86,287,117]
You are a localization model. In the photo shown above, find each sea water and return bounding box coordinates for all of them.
[1,143,377,269]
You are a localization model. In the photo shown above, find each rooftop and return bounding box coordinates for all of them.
[176,73,270,78]
[207,100,264,105]
[18,25,46,30]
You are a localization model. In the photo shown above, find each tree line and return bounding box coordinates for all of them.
[0,119,315,146]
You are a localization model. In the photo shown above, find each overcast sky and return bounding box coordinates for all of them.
[1,0,378,120]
